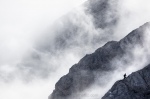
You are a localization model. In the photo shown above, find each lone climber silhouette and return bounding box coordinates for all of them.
[124,73,127,79]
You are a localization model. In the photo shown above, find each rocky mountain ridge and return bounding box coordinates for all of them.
[49,21,150,99]
[102,64,150,99]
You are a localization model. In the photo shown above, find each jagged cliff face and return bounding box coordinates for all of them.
[102,64,150,99]
[50,19,150,98]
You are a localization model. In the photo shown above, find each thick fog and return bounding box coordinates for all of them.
[0,0,86,99]
[1,0,150,99]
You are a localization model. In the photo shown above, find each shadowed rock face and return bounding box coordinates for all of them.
[50,41,123,99]
[49,20,149,99]
[102,64,150,99]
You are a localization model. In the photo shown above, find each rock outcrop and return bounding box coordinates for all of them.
[49,20,149,99]
[102,64,150,99]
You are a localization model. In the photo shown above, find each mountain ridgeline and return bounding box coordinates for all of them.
[49,20,150,98]
[102,64,150,99]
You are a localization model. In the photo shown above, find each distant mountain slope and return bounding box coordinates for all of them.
[102,64,150,99]
[49,21,149,99]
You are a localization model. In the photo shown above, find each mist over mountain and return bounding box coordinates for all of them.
[1,0,150,99]
[48,0,150,99]
[50,22,150,99]
[16,0,119,80]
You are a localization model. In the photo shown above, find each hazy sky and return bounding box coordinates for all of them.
[0,0,86,64]
[0,0,86,99]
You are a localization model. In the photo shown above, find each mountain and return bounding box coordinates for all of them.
[102,64,150,99]
[49,20,150,99]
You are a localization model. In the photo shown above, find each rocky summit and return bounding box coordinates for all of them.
[102,64,150,99]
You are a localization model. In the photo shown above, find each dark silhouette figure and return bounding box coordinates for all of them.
[124,73,127,79]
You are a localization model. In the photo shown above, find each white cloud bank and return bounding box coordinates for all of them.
[0,0,86,99]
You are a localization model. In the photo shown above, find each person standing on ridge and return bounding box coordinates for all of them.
[124,73,127,79]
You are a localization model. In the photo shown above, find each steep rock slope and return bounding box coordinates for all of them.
[102,64,150,99]
[49,22,149,99]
